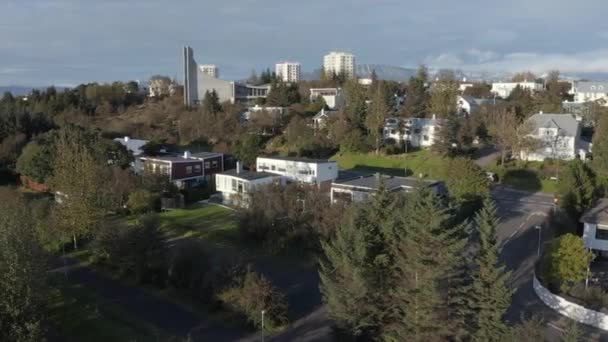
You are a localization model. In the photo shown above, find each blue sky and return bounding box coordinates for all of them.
[1,0,608,86]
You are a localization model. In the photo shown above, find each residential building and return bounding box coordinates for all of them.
[520,112,584,162]
[312,108,339,129]
[113,136,148,172]
[456,95,502,116]
[383,116,441,148]
[491,81,544,98]
[309,87,344,109]
[323,51,356,79]
[256,156,338,188]
[241,105,286,122]
[569,81,608,105]
[183,46,271,105]
[199,64,219,78]
[459,83,474,92]
[148,76,175,97]
[215,162,281,207]
[275,61,301,83]
[581,199,608,256]
[140,151,224,188]
[358,78,373,86]
[331,173,447,204]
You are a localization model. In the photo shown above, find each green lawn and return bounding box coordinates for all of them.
[159,204,239,246]
[48,280,169,342]
[332,150,448,179]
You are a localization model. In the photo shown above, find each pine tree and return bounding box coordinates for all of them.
[384,188,469,341]
[319,185,396,339]
[365,82,390,154]
[469,198,513,341]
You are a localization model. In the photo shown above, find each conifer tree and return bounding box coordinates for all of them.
[469,198,513,341]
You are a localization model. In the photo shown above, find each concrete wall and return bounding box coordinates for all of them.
[534,275,608,330]
[256,157,338,184]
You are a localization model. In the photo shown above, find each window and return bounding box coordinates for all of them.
[423,135,429,141]
[204,162,210,169]
[232,179,237,191]
[271,165,276,171]
[194,165,201,172]
[212,160,218,167]
[186,166,192,174]
[278,168,286,172]
[596,226,608,240]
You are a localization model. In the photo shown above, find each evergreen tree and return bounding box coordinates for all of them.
[201,90,222,114]
[365,82,390,154]
[469,199,513,341]
[401,65,430,118]
[592,113,608,179]
[556,159,597,220]
[384,188,469,341]
[319,186,396,339]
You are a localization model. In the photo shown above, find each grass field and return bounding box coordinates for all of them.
[332,150,448,180]
[159,203,240,247]
[48,280,168,342]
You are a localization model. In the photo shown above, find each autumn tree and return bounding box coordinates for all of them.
[542,234,594,291]
[511,71,537,82]
[485,107,520,165]
[463,83,492,98]
[429,70,459,118]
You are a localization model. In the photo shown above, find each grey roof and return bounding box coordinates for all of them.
[333,174,440,191]
[313,110,338,120]
[257,155,337,164]
[113,137,148,156]
[218,169,278,181]
[574,81,608,94]
[581,199,608,224]
[527,113,581,137]
[190,152,223,159]
[140,155,196,163]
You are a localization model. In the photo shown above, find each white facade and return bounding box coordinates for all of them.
[199,64,219,78]
[275,62,301,83]
[215,171,280,207]
[309,88,344,109]
[583,222,608,253]
[256,156,338,185]
[491,82,544,98]
[569,81,608,105]
[323,51,356,79]
[383,116,441,148]
[520,113,583,162]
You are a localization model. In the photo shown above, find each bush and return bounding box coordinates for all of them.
[542,234,594,291]
[168,242,208,295]
[218,270,288,330]
[339,130,369,154]
[127,189,158,214]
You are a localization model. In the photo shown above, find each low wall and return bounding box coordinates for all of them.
[533,275,608,330]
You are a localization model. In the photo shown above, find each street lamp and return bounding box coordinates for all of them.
[535,225,542,257]
[261,309,265,342]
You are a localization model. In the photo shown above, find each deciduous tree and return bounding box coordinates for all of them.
[542,234,594,291]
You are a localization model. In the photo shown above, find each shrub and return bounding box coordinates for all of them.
[127,189,158,214]
[168,242,208,295]
[218,270,288,330]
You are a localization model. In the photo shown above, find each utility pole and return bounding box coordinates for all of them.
[535,225,542,257]
[261,310,265,342]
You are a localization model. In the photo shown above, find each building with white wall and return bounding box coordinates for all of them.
[215,163,281,207]
[323,51,356,79]
[582,199,608,256]
[491,81,544,98]
[113,136,148,173]
[275,62,301,83]
[569,81,608,105]
[309,88,344,109]
[520,113,583,162]
[256,156,338,187]
[199,64,219,78]
[383,116,441,148]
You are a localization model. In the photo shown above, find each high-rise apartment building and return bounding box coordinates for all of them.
[199,64,219,78]
[323,51,356,79]
[275,61,301,82]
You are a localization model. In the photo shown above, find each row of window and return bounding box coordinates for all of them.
[185,160,219,175]
[258,164,316,175]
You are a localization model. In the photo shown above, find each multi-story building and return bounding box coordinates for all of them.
[275,61,300,83]
[491,81,544,98]
[256,156,338,188]
[140,151,224,188]
[569,81,608,105]
[323,51,356,79]
[520,113,584,162]
[383,116,441,148]
[309,88,345,109]
[183,46,271,105]
[582,199,608,257]
[199,64,219,78]
[215,162,281,207]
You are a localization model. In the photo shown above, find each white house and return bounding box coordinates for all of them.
[215,163,281,207]
[569,81,608,106]
[331,174,447,204]
[309,88,345,110]
[520,113,584,162]
[256,156,338,188]
[113,136,149,172]
[582,199,608,257]
[383,116,441,148]
[241,105,286,122]
[491,81,544,98]
[312,109,339,129]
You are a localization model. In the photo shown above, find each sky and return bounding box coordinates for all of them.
[1,0,608,86]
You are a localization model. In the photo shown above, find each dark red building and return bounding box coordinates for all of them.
[140,151,224,188]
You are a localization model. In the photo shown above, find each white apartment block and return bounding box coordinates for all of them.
[569,81,608,105]
[383,116,441,148]
[275,62,301,83]
[256,156,338,187]
[323,51,356,79]
[199,64,219,78]
[491,82,544,98]
[309,87,345,109]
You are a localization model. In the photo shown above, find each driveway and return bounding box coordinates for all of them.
[473,145,501,167]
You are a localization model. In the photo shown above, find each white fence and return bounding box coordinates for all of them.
[534,275,608,330]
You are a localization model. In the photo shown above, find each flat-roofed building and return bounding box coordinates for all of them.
[256,156,338,188]
[275,61,300,83]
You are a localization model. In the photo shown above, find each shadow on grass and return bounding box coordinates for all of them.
[351,164,408,177]
[502,169,542,192]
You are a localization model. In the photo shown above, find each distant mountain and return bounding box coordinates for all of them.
[0,85,70,98]
[301,64,418,82]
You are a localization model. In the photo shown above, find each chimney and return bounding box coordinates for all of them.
[124,136,130,142]
[539,111,543,115]
[321,108,325,115]
[236,161,243,174]
[183,150,191,159]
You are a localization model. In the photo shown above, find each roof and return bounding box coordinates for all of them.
[527,113,581,137]
[190,152,223,159]
[574,81,608,94]
[313,110,338,120]
[141,155,199,163]
[113,137,148,156]
[581,199,608,224]
[384,116,440,128]
[333,174,440,191]
[217,169,278,181]
[257,155,337,164]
